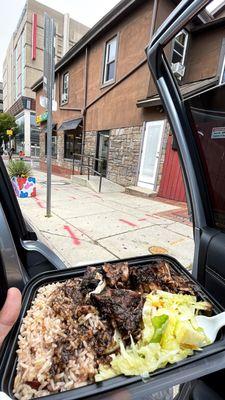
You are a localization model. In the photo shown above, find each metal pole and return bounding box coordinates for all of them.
[45,15,55,217]
[87,156,90,180]
[99,174,102,193]
[80,154,83,174]
[72,153,75,175]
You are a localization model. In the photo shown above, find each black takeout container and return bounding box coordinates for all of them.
[1,254,225,400]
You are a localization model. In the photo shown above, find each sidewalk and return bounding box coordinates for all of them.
[18,170,194,269]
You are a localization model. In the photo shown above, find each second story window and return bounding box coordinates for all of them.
[103,36,117,84]
[61,72,69,104]
[172,30,188,65]
[220,50,225,84]
[171,30,188,80]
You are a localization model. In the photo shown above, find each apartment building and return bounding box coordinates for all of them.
[0,83,3,113]
[32,0,225,202]
[3,0,89,155]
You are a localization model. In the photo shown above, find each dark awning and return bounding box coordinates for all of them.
[58,118,82,131]
[137,76,218,108]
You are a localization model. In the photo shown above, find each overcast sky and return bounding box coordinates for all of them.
[0,0,223,80]
[0,0,121,79]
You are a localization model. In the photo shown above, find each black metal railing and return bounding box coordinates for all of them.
[72,153,106,192]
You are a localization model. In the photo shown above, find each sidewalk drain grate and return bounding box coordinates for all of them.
[148,246,168,255]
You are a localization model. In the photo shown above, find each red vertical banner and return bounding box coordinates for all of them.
[32,13,37,60]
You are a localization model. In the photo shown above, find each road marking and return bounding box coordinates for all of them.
[138,218,147,221]
[64,225,81,246]
[119,219,137,227]
[34,196,45,209]
[170,238,186,246]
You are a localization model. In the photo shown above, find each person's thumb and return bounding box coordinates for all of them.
[0,288,21,347]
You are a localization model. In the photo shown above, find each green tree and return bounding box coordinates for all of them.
[0,113,18,146]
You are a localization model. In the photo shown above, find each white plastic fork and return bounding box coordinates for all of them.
[196,311,225,343]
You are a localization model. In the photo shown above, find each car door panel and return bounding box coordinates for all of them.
[147,0,225,395]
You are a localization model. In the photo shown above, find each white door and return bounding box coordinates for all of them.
[138,120,165,190]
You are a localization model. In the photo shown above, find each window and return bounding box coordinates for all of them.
[30,113,39,145]
[64,129,82,160]
[45,131,57,158]
[103,36,117,84]
[61,72,69,104]
[185,84,225,230]
[15,114,25,153]
[220,54,225,84]
[95,131,109,177]
[171,30,188,65]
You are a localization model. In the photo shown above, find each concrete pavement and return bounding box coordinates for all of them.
[18,170,194,269]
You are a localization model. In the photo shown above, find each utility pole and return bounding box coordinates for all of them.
[43,13,55,217]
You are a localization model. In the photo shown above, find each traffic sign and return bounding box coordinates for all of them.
[6,130,13,136]
[40,95,57,111]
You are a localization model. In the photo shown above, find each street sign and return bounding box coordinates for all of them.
[40,95,48,109]
[44,13,56,217]
[6,130,13,136]
[36,111,48,125]
[40,95,57,111]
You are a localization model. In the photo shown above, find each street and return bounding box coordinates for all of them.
[18,170,194,269]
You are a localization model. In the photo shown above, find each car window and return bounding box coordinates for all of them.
[184,84,225,231]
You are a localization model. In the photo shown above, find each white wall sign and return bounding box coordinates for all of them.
[211,127,225,139]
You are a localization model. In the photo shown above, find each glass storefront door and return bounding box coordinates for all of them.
[95,131,109,177]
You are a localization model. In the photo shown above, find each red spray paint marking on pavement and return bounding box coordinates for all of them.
[119,219,137,227]
[34,196,45,209]
[138,218,147,221]
[64,225,81,246]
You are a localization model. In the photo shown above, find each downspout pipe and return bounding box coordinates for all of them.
[150,0,159,41]
[81,46,88,174]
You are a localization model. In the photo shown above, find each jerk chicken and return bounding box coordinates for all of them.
[48,261,197,376]
[91,288,143,338]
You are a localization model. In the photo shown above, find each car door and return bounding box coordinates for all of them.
[147,0,225,306]
[147,0,225,397]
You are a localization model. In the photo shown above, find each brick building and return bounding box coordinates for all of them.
[32,0,225,201]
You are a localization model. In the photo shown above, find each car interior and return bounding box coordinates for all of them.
[1,0,225,399]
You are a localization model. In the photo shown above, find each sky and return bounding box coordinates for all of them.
[0,0,224,80]
[0,0,121,79]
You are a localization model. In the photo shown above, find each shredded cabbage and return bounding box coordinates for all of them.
[95,291,211,381]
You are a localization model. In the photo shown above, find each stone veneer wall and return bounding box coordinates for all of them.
[38,122,169,188]
[107,126,143,187]
[79,131,97,174]
[84,131,97,158]
[155,120,170,192]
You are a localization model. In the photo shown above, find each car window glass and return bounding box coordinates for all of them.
[184,84,225,230]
